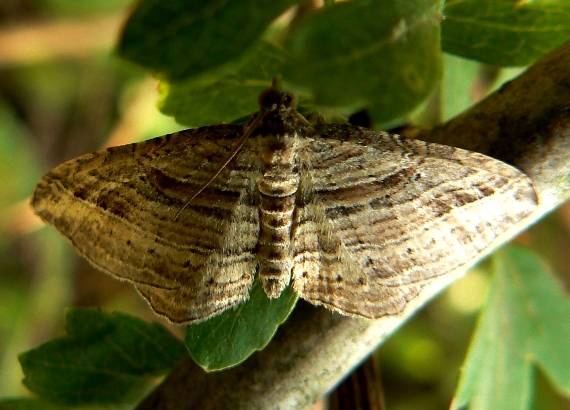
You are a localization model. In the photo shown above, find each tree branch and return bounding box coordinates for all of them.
[136,40,570,410]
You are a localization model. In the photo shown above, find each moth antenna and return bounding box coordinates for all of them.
[173,111,268,221]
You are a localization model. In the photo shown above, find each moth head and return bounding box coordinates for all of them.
[258,87,298,113]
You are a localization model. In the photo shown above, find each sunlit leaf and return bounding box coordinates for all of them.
[442,0,570,66]
[454,246,570,409]
[283,0,442,124]
[159,41,284,126]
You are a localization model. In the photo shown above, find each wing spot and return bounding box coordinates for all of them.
[74,189,87,200]
[147,248,155,254]
[479,186,495,196]
[325,204,365,219]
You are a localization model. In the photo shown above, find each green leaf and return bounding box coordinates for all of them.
[0,398,65,410]
[159,41,284,126]
[440,53,481,121]
[454,245,570,410]
[0,398,129,410]
[19,309,187,406]
[442,0,570,67]
[0,101,41,209]
[117,0,300,81]
[283,0,442,125]
[185,280,298,371]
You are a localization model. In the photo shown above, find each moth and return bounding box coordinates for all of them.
[32,85,538,323]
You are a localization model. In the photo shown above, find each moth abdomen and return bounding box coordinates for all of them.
[257,193,295,297]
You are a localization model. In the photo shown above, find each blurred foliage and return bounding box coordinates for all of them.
[455,246,570,409]
[19,309,187,406]
[0,0,182,401]
[0,0,569,409]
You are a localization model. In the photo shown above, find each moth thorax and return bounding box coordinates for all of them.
[259,132,297,165]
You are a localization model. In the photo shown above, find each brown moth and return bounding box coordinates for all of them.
[31,85,538,324]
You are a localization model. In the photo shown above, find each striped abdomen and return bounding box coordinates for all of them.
[257,133,299,298]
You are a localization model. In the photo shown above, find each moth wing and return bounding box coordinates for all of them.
[32,125,261,323]
[292,125,538,318]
